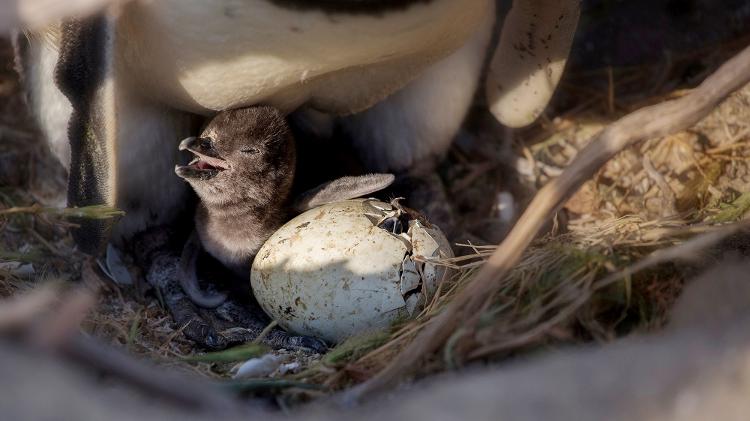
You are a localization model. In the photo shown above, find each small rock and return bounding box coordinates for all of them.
[278,362,301,375]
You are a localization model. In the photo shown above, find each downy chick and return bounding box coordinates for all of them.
[175,106,393,304]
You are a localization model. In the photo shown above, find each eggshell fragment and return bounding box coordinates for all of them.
[250,199,453,344]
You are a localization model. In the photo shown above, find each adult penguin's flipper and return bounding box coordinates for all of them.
[55,13,118,255]
[54,9,194,254]
[486,0,581,128]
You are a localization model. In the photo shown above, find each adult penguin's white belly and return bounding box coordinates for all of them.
[116,0,491,115]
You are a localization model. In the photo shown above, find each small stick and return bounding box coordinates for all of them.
[341,43,750,404]
[0,204,124,219]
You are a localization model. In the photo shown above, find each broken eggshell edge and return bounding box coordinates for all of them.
[250,199,454,344]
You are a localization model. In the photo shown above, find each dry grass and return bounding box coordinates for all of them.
[295,216,749,390]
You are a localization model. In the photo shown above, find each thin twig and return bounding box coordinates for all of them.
[341,43,750,404]
[0,204,124,220]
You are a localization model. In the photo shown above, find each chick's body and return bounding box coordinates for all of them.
[176,106,296,276]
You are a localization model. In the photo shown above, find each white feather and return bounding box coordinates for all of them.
[340,4,496,172]
[24,37,72,172]
[117,0,492,115]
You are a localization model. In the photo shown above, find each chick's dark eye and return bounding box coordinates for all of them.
[241,147,260,155]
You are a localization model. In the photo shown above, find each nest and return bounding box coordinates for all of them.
[2,32,750,403]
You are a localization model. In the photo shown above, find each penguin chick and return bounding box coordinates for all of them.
[175,106,394,294]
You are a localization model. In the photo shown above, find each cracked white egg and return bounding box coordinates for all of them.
[250,199,454,344]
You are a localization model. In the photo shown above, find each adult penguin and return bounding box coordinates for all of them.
[16,0,581,349]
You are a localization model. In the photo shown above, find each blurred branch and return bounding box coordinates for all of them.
[30,285,98,349]
[0,280,244,414]
[343,42,750,403]
[62,335,242,412]
[0,284,58,332]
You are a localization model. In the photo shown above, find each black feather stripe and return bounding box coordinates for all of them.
[55,16,113,255]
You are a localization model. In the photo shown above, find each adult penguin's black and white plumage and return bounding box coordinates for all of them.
[15,0,581,349]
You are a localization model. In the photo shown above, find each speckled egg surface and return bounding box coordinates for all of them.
[250,199,453,344]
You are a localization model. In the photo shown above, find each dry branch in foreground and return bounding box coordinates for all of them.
[343,42,750,403]
[0,283,243,414]
[6,260,750,420]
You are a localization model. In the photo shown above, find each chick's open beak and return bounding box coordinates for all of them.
[175,136,230,180]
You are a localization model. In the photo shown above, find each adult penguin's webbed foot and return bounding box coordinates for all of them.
[132,227,327,353]
[132,227,224,349]
[210,299,328,353]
